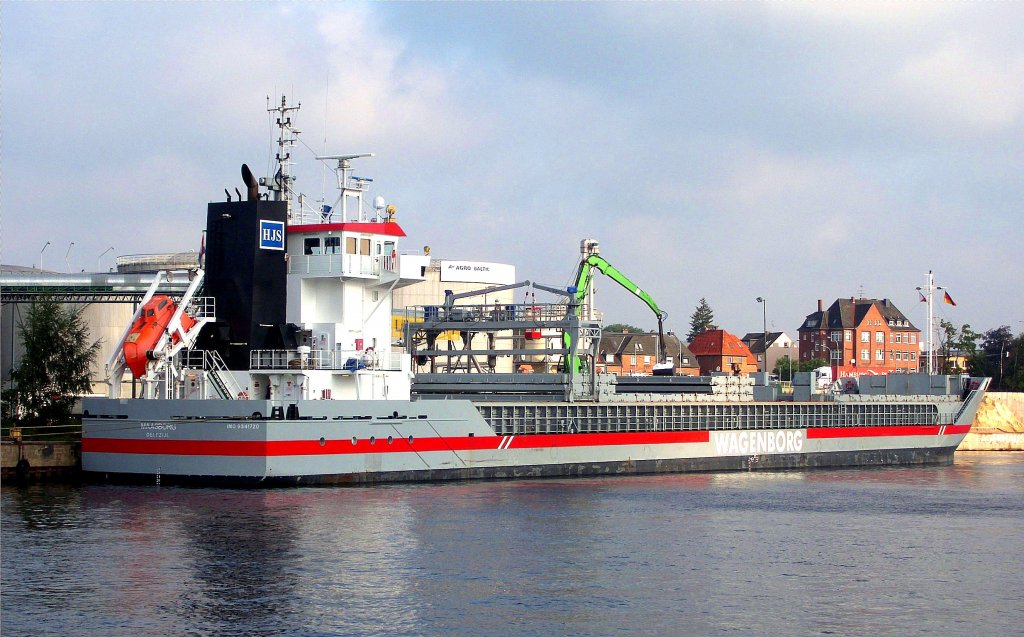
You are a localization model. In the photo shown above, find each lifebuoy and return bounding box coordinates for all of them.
[970,380,980,390]
[844,379,856,392]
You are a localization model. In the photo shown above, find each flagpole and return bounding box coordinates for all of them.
[928,271,935,375]
[917,270,937,375]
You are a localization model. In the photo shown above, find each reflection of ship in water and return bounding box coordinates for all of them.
[169,490,304,631]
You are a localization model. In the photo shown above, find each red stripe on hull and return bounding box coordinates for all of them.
[944,424,972,435]
[807,425,941,439]
[83,430,711,457]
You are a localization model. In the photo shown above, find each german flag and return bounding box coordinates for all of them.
[943,291,957,306]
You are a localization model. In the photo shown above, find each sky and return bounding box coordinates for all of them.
[3,2,1022,340]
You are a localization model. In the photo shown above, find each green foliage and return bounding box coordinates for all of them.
[798,357,829,373]
[603,323,645,334]
[3,300,101,429]
[967,326,1023,391]
[771,356,821,380]
[773,355,797,381]
[937,319,981,374]
[687,298,716,342]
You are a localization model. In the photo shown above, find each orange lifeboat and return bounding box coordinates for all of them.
[123,295,197,378]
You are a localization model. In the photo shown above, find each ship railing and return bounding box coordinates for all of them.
[408,302,578,324]
[287,253,397,277]
[249,348,402,372]
[173,349,243,399]
[478,401,956,436]
[184,296,215,320]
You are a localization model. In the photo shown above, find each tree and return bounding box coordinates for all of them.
[798,357,829,373]
[687,298,716,342]
[968,326,1013,390]
[773,355,796,381]
[3,300,101,430]
[937,319,981,374]
[603,323,645,334]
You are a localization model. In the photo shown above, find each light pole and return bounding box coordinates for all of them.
[38,241,51,270]
[788,343,793,382]
[97,246,114,271]
[65,241,75,273]
[756,297,767,373]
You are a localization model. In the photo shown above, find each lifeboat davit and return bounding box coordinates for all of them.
[123,295,197,378]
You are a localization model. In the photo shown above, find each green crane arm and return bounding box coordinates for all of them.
[563,254,668,373]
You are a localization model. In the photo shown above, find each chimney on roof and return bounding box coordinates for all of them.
[817,299,823,312]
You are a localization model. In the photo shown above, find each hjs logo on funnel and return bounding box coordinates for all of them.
[259,220,285,250]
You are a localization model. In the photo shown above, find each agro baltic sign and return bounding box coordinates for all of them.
[440,260,515,285]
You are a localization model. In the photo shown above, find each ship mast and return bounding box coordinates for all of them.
[265,95,302,216]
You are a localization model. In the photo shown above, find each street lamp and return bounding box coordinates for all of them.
[97,246,114,272]
[38,241,50,270]
[756,297,767,373]
[65,241,75,273]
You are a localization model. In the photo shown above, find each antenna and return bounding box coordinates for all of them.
[314,154,376,222]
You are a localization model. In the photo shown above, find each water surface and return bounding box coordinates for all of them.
[3,452,1022,636]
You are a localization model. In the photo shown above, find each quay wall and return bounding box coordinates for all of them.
[1,441,80,482]
[960,392,1024,451]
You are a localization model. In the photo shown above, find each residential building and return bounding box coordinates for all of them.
[798,297,921,378]
[741,331,796,375]
[688,329,758,376]
[597,332,700,376]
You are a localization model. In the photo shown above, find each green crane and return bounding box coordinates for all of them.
[563,254,669,375]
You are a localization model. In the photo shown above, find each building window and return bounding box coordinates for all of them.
[630,355,636,366]
[845,330,852,341]
[861,332,869,343]
[876,349,883,361]
[644,356,651,365]
[831,331,841,342]
[895,333,902,344]
[910,334,916,344]
[875,331,884,344]
[911,352,917,361]
[861,349,869,361]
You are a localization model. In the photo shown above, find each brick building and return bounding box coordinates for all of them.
[597,332,700,376]
[798,297,920,378]
[688,329,758,376]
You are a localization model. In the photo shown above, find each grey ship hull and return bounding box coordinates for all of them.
[81,387,983,486]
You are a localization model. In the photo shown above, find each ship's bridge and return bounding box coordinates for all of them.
[285,221,428,286]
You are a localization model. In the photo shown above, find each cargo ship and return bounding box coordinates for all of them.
[80,98,989,486]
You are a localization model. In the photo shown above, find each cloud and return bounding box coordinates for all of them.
[891,40,1024,134]
[314,6,488,155]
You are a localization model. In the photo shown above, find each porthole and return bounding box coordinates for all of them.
[319,437,326,447]
[351,437,357,446]
[369,436,376,445]
[387,436,394,445]
[408,435,414,445]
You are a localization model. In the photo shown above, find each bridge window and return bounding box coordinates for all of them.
[304,238,321,255]
[325,237,341,254]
